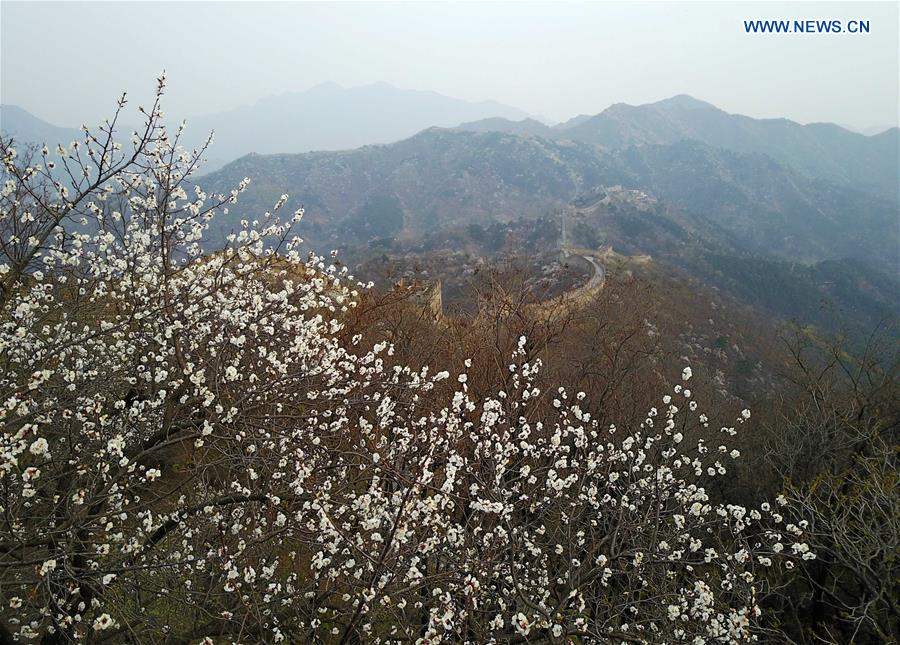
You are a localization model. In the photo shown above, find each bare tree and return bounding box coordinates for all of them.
[761,327,899,643]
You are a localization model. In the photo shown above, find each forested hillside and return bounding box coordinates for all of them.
[199,127,899,347]
[0,83,897,644]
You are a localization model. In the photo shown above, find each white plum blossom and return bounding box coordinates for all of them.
[38,560,57,576]
[92,614,115,631]
[28,437,49,458]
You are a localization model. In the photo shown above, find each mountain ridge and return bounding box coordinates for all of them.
[562,96,899,200]
[5,91,897,200]
[0,104,82,149]
[200,126,898,273]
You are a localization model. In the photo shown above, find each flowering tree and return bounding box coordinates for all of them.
[0,78,811,643]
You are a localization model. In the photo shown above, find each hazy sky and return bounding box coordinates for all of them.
[2,1,898,130]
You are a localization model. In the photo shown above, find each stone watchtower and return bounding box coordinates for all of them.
[403,279,443,319]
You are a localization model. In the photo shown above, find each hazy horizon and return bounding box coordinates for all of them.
[4,80,899,136]
[2,2,898,132]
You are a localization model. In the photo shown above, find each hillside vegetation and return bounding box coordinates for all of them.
[1,83,897,645]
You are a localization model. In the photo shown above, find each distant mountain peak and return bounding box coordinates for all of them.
[600,95,718,116]
[180,82,535,171]
[651,94,717,111]
[553,95,897,201]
